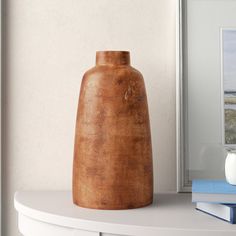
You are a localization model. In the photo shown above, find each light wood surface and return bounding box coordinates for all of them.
[14,191,236,236]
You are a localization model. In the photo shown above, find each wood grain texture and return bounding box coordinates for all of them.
[73,51,153,209]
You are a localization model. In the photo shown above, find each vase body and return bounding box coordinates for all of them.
[73,51,153,209]
[225,150,236,185]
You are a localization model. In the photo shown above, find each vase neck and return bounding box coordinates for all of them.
[96,51,130,66]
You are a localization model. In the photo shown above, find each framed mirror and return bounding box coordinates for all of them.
[176,0,236,192]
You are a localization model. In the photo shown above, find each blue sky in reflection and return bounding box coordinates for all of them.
[223,30,236,92]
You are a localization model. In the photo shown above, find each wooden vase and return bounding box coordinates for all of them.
[73,51,153,209]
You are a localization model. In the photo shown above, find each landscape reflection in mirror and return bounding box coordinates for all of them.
[223,29,236,145]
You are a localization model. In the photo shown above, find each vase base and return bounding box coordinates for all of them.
[73,199,153,210]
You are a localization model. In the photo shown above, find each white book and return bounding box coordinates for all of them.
[196,202,236,224]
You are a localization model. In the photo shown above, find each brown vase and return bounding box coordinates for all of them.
[73,51,153,209]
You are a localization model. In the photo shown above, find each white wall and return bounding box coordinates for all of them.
[3,0,176,235]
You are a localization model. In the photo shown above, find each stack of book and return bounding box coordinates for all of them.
[192,179,236,224]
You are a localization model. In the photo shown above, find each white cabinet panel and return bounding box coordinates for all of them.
[73,229,99,236]
[18,214,99,236]
[102,234,127,236]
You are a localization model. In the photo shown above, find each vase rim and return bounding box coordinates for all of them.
[96,50,130,53]
[227,149,236,154]
[96,51,130,66]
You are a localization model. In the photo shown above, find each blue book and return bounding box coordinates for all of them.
[196,202,236,224]
[192,179,236,204]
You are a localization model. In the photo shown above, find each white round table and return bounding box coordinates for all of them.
[14,191,236,236]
